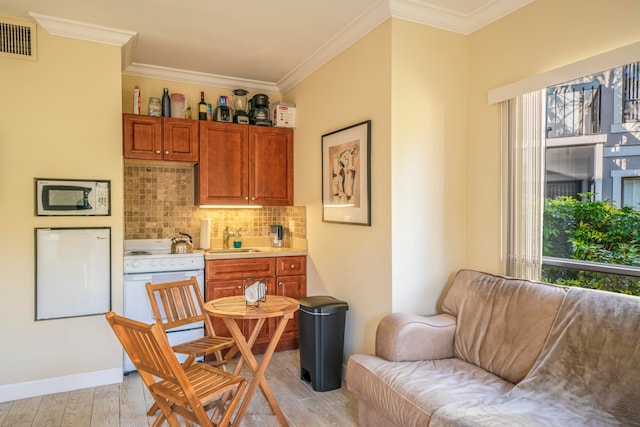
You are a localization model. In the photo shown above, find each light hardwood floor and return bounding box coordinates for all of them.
[0,350,359,427]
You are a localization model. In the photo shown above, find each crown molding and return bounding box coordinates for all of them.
[278,0,533,92]
[389,0,534,35]
[122,63,279,93]
[29,12,136,46]
[466,0,535,33]
[30,1,533,94]
[30,12,137,71]
[390,0,469,34]
[277,0,391,93]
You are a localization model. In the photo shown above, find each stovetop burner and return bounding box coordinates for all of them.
[126,250,152,256]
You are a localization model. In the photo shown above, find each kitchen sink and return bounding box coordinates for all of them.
[206,248,262,254]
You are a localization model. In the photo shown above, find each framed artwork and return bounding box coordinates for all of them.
[322,120,371,225]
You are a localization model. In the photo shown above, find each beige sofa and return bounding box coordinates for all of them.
[346,269,640,426]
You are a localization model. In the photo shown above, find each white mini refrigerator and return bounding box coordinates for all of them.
[36,227,111,320]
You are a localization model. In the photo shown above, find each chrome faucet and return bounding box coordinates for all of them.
[223,226,235,249]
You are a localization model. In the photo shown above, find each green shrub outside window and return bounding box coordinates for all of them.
[542,193,640,296]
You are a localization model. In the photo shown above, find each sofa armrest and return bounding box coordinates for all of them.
[375,313,456,362]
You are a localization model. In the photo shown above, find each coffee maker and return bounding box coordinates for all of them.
[270,225,283,248]
[248,94,272,126]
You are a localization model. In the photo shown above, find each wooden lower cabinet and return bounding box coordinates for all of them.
[205,256,306,355]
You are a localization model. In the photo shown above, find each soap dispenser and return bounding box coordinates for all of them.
[233,228,242,248]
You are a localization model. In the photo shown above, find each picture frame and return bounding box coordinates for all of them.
[322,120,371,225]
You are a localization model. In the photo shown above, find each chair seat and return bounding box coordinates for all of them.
[151,362,244,407]
[172,335,235,358]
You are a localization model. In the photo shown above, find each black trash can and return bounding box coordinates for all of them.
[298,295,349,392]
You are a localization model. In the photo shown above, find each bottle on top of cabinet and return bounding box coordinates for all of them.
[199,92,207,120]
[162,88,171,117]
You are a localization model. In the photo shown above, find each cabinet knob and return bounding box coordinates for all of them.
[237,285,242,289]
[278,282,283,286]
[245,196,249,200]
[165,150,169,155]
[155,150,161,154]
[290,264,295,269]
[251,197,255,201]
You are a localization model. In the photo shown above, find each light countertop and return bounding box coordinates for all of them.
[202,246,307,260]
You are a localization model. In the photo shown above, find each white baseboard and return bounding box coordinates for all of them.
[0,368,122,403]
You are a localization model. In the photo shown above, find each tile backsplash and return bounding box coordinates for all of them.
[124,164,305,247]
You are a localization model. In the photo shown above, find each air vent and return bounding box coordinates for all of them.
[0,15,37,61]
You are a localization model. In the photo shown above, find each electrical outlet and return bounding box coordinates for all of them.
[289,220,295,233]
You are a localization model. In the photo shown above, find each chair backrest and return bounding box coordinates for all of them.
[106,311,246,427]
[105,311,187,386]
[146,276,214,333]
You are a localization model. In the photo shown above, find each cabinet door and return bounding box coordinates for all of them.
[249,126,293,206]
[276,275,306,341]
[205,279,244,338]
[123,114,162,160]
[163,117,198,161]
[245,278,276,345]
[198,122,248,205]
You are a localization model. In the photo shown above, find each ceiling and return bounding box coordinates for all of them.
[1,0,533,93]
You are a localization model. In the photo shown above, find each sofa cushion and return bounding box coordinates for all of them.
[347,353,514,426]
[376,313,457,362]
[441,269,567,383]
[431,286,640,426]
[430,396,616,427]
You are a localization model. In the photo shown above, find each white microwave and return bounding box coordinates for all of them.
[36,179,110,216]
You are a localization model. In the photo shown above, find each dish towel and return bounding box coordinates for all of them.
[245,280,266,303]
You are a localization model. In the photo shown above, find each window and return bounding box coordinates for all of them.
[546,82,601,138]
[539,63,640,296]
[506,61,640,296]
[622,176,640,208]
[612,61,640,133]
[544,144,601,200]
[623,61,640,123]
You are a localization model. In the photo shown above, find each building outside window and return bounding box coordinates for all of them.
[541,61,640,296]
[622,176,640,208]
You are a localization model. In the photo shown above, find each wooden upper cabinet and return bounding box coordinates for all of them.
[122,114,198,162]
[198,121,249,205]
[250,126,293,206]
[123,114,162,160]
[163,117,199,162]
[197,122,293,206]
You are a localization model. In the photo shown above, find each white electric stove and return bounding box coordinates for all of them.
[122,239,205,373]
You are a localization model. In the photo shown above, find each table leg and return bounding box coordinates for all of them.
[223,314,293,426]
[210,317,265,424]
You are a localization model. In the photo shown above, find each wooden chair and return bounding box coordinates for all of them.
[105,311,247,427]
[145,277,237,369]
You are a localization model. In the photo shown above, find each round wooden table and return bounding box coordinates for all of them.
[203,295,299,426]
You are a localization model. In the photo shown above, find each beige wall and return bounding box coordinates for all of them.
[0,29,124,388]
[285,22,392,356]
[390,20,468,314]
[284,20,468,356]
[466,0,640,274]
